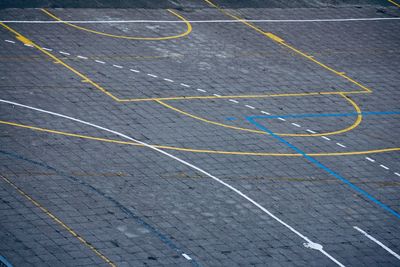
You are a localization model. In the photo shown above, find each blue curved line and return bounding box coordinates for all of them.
[246,117,400,219]
[0,150,201,266]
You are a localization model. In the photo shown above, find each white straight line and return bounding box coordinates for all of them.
[197,89,206,93]
[395,172,400,177]
[380,164,389,170]
[261,111,270,115]
[0,98,345,267]
[278,117,286,121]
[130,69,140,73]
[164,78,174,82]
[306,129,316,134]
[229,99,239,103]
[180,83,190,88]
[336,143,346,148]
[245,105,255,109]
[5,40,15,43]
[42,47,53,51]
[213,94,221,97]
[24,44,33,47]
[182,253,192,260]
[147,73,157,78]
[1,17,399,23]
[95,60,106,64]
[77,55,88,59]
[291,123,301,127]
[113,64,123,69]
[354,226,400,260]
[365,157,375,162]
[59,51,70,55]
[321,136,331,141]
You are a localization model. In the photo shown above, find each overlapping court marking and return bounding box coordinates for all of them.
[0,98,346,266]
[41,8,193,40]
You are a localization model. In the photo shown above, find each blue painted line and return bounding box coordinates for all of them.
[251,110,400,120]
[246,117,400,219]
[0,256,13,267]
[0,150,201,266]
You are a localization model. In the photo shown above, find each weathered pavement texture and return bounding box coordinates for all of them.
[0,0,399,266]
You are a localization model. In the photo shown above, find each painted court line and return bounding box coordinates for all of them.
[180,83,190,87]
[113,64,123,69]
[336,143,346,148]
[77,55,88,59]
[245,105,255,109]
[1,17,400,23]
[42,47,52,51]
[247,115,400,220]
[182,253,192,260]
[59,51,70,55]
[306,129,317,134]
[95,60,106,64]
[229,99,239,103]
[366,157,375,162]
[5,39,15,43]
[395,172,400,177]
[197,89,206,93]
[354,226,400,260]
[147,73,157,77]
[0,98,344,266]
[164,78,174,82]
[322,136,331,141]
[292,123,301,127]
[380,164,389,170]
[130,69,140,73]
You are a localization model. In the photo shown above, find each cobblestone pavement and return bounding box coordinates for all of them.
[0,0,399,266]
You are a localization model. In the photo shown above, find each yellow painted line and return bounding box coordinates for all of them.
[1,119,399,157]
[388,0,400,7]
[0,174,116,267]
[204,0,372,93]
[41,9,192,40]
[156,93,363,137]
[0,22,121,102]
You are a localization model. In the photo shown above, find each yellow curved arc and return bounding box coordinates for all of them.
[41,9,192,41]
[2,120,399,157]
[155,93,363,137]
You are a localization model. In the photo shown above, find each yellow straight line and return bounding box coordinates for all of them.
[41,9,193,41]
[203,0,372,93]
[388,0,400,7]
[0,22,121,102]
[0,175,116,267]
[1,119,399,157]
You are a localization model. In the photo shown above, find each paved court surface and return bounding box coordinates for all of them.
[0,0,400,266]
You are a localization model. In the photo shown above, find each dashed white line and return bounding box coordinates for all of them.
[261,111,270,115]
[113,64,123,69]
[197,89,206,93]
[322,136,331,141]
[77,55,88,59]
[365,157,375,162]
[213,94,221,97]
[278,117,286,121]
[5,40,15,43]
[0,98,345,267]
[336,143,346,148]
[380,164,389,170]
[180,83,190,88]
[24,44,33,47]
[95,60,106,64]
[354,226,400,260]
[130,69,140,73]
[42,47,52,51]
[229,99,239,104]
[395,172,400,177]
[182,253,192,260]
[291,123,301,127]
[59,51,70,55]
[163,78,174,82]
[306,129,316,134]
[245,105,255,109]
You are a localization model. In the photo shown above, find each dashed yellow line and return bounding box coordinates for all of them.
[0,174,116,267]
[41,9,192,40]
[156,93,363,137]
[2,119,399,157]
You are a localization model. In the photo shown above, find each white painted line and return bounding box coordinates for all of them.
[261,111,270,115]
[182,253,192,260]
[95,60,106,64]
[245,105,255,109]
[24,44,33,47]
[395,172,400,177]
[380,164,389,170]
[5,40,15,43]
[130,69,140,73]
[354,226,400,260]
[291,123,301,127]
[322,136,331,141]
[336,143,346,148]
[113,64,123,69]
[365,157,375,162]
[197,89,206,93]
[2,17,399,24]
[278,117,286,121]
[0,98,345,267]
[42,47,53,51]
[306,129,316,134]
[213,94,221,97]
[77,55,88,59]
[229,99,239,103]
[180,83,190,88]
[147,73,157,78]
[164,78,174,82]
[59,51,70,55]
